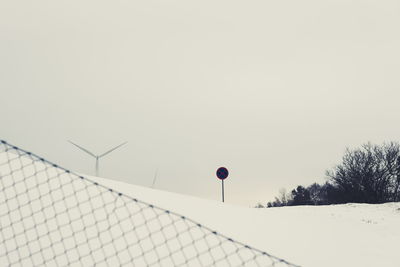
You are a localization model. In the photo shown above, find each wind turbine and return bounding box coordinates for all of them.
[151,168,159,188]
[68,140,127,176]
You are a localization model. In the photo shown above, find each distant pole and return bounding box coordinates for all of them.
[95,157,99,176]
[216,167,229,203]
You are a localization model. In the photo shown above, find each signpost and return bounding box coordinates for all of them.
[216,167,229,202]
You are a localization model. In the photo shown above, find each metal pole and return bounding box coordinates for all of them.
[222,180,224,202]
[95,157,99,176]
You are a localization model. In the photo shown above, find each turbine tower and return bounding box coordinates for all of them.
[68,140,127,176]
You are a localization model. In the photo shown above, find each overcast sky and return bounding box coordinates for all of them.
[1,0,400,205]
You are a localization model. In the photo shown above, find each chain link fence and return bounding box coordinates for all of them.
[0,140,299,267]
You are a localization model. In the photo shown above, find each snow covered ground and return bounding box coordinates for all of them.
[91,176,400,267]
[1,143,400,267]
[0,147,295,267]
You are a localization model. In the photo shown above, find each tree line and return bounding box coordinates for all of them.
[262,142,400,208]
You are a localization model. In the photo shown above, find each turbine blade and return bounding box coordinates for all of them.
[99,141,127,158]
[68,140,96,158]
[151,168,158,188]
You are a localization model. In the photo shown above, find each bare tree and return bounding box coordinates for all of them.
[278,188,290,206]
[326,142,400,203]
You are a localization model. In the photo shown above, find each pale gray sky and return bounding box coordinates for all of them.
[1,0,400,205]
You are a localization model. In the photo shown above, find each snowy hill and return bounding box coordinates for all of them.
[1,141,399,267]
[90,176,400,267]
[0,143,296,267]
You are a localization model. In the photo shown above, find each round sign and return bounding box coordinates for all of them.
[216,167,229,180]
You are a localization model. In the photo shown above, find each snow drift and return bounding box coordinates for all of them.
[1,140,399,267]
[91,176,400,267]
[0,140,297,267]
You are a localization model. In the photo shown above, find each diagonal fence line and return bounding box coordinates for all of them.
[0,140,300,267]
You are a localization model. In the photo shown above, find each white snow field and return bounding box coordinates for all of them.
[0,141,297,267]
[1,141,400,267]
[90,176,400,267]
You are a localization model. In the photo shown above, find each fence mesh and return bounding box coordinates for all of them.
[0,140,299,267]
